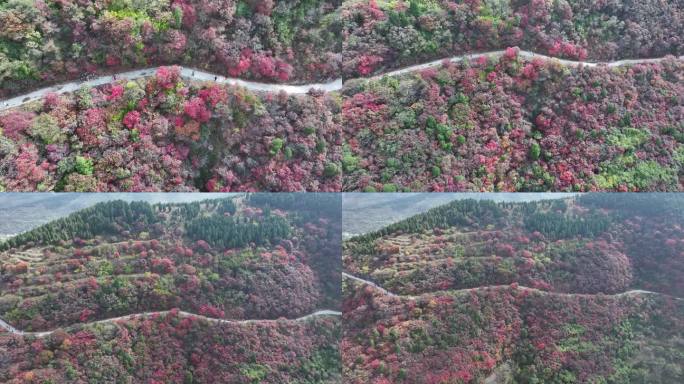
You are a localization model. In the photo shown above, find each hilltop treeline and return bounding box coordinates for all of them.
[0,200,158,250]
[579,193,684,217]
[157,197,238,220]
[346,195,684,254]
[248,192,342,226]
[522,211,610,240]
[248,193,341,215]
[186,214,291,249]
[346,199,504,254]
[0,197,295,251]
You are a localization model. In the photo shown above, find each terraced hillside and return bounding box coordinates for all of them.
[343,194,684,383]
[345,194,684,296]
[0,66,342,192]
[0,193,341,332]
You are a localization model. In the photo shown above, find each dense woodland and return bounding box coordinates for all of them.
[248,193,343,306]
[342,0,684,78]
[1,311,341,383]
[343,194,684,383]
[343,51,684,191]
[344,195,684,297]
[0,66,342,192]
[1,2,683,193]
[0,200,160,250]
[0,0,343,97]
[343,281,683,384]
[2,0,683,381]
[0,194,341,331]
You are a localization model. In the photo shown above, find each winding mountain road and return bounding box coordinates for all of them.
[0,68,343,110]
[343,272,684,301]
[369,50,684,80]
[2,51,682,111]
[343,272,402,298]
[0,309,341,338]
[0,317,22,336]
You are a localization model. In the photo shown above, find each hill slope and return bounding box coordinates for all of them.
[0,194,341,332]
[342,53,684,192]
[0,67,342,192]
[343,194,684,383]
[1,311,341,383]
[345,195,684,297]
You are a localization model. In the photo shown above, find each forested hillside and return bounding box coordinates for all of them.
[343,280,683,384]
[0,194,341,331]
[343,194,684,383]
[342,0,684,78]
[344,194,684,296]
[0,0,343,97]
[1,310,341,383]
[0,66,342,192]
[342,52,683,192]
[248,193,343,305]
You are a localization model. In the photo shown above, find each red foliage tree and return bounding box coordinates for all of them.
[183,97,211,123]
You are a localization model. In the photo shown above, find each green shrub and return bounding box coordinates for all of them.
[74,156,94,176]
[395,109,416,129]
[343,152,359,172]
[240,364,269,383]
[382,184,398,192]
[269,138,284,155]
[529,142,541,160]
[129,128,140,142]
[596,156,677,190]
[606,128,649,151]
[456,135,466,145]
[386,158,401,169]
[30,114,64,144]
[324,163,341,177]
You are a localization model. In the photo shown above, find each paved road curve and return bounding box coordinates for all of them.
[0,68,343,110]
[343,272,402,298]
[0,309,341,338]
[369,50,684,80]
[343,272,684,301]
[2,51,681,112]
